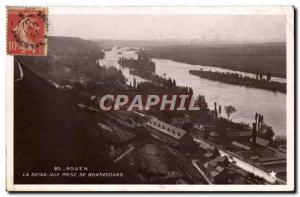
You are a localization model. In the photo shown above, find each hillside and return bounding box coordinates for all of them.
[17,36,124,85]
[14,62,121,184]
[48,36,100,55]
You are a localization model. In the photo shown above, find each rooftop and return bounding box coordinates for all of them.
[232,141,251,151]
[250,137,270,147]
[228,130,253,137]
[146,117,187,140]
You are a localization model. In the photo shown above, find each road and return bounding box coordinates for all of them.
[113,146,135,163]
[191,160,212,184]
[113,139,155,163]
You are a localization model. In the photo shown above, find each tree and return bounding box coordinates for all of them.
[224,105,236,120]
[188,87,193,95]
[259,72,263,80]
[258,114,264,132]
[259,123,274,141]
[218,105,222,115]
[271,135,286,148]
[133,77,137,88]
[212,148,220,158]
[255,113,258,123]
[172,79,176,87]
[266,72,272,82]
[182,122,193,130]
[203,130,209,140]
[255,113,259,130]
[214,102,218,118]
[196,95,208,111]
[223,156,230,167]
[264,126,274,140]
[258,114,262,131]
[166,78,173,90]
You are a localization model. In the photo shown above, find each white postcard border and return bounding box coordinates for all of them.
[6,6,295,192]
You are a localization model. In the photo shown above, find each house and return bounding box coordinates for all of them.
[250,156,260,161]
[193,124,205,132]
[204,152,214,159]
[171,115,192,128]
[259,156,286,181]
[147,117,187,140]
[204,156,227,169]
[208,131,221,143]
[146,116,188,146]
[250,137,270,149]
[171,116,191,124]
[231,141,251,151]
[214,155,227,164]
[204,124,216,132]
[228,130,253,138]
[203,156,228,183]
[199,142,216,152]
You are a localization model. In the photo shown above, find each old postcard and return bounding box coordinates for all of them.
[6,6,294,192]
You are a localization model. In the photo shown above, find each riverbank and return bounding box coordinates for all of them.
[189,70,286,93]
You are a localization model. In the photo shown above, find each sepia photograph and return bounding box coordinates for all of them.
[5,6,294,192]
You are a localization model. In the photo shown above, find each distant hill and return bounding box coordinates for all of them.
[48,36,100,55]
[146,42,286,78]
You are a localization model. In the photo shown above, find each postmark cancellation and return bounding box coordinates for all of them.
[6,7,48,56]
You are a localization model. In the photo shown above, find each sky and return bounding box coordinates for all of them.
[49,14,286,42]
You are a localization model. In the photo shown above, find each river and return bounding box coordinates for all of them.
[98,47,286,136]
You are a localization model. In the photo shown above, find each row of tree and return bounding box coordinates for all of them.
[118,52,156,72]
[189,69,286,93]
[212,101,237,121]
[254,113,275,141]
[255,71,272,82]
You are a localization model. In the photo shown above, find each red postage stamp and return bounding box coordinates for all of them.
[7,7,48,56]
